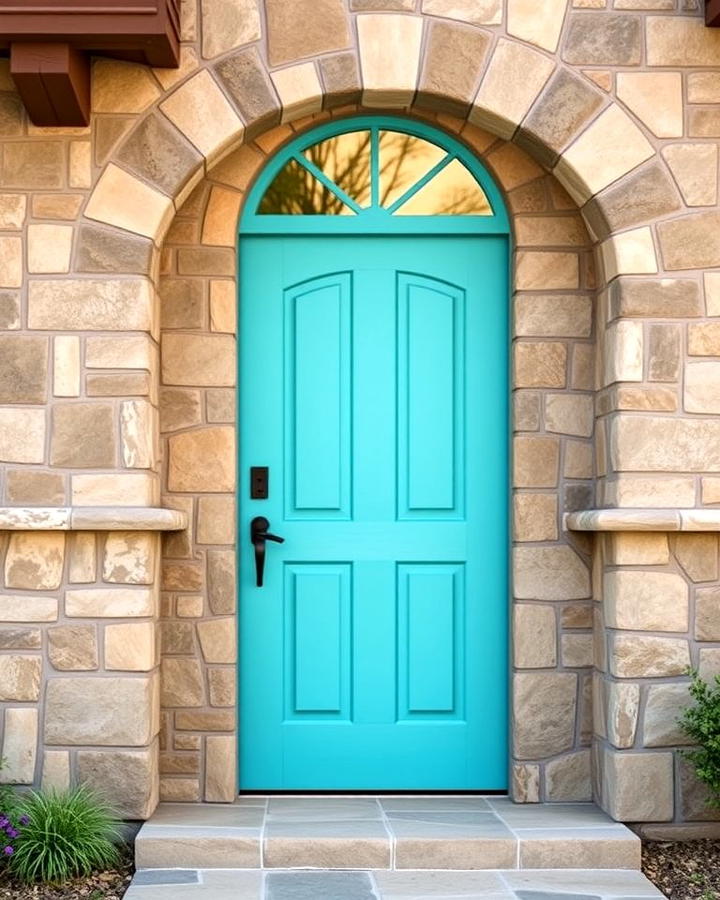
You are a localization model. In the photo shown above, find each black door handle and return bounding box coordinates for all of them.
[250,516,284,587]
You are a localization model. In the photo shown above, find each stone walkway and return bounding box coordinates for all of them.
[134,797,640,871]
[125,867,664,900]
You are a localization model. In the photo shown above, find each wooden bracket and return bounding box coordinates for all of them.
[11,42,91,127]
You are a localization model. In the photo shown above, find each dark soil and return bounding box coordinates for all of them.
[0,844,133,899]
[643,840,720,900]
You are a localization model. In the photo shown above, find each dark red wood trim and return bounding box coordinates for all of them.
[707,0,720,26]
[11,42,91,126]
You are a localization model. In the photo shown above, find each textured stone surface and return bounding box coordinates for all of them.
[266,0,350,67]
[197,618,236,664]
[0,655,41,701]
[564,14,641,65]
[358,14,423,108]
[514,342,567,388]
[546,750,591,801]
[604,571,688,632]
[161,658,205,707]
[208,550,236,615]
[513,604,556,668]
[0,708,38,785]
[168,427,236,492]
[51,403,115,468]
[587,162,682,237]
[658,211,720,270]
[117,112,202,197]
[29,279,152,331]
[647,16,720,67]
[105,622,156,671]
[513,672,577,759]
[514,546,590,600]
[616,72,682,137]
[92,59,160,113]
[419,20,490,114]
[609,278,702,319]
[45,676,157,746]
[695,587,720,641]
[76,225,153,275]
[0,335,47,403]
[513,494,557,542]
[421,0,501,25]
[162,334,235,386]
[65,588,154,618]
[78,745,159,819]
[5,533,64,590]
[205,735,236,801]
[201,0,261,59]
[85,164,174,240]
[674,534,718,582]
[513,436,559,488]
[215,49,281,138]
[643,684,693,748]
[606,681,640,750]
[610,635,690,679]
[48,625,98,671]
[604,751,674,822]
[665,144,720,208]
[27,224,72,274]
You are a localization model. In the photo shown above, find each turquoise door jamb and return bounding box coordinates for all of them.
[237,115,512,791]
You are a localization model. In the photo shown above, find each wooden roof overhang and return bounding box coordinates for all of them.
[707,0,720,26]
[0,0,180,126]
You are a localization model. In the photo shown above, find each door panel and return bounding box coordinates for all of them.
[239,235,508,790]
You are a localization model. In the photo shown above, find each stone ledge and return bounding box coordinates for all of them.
[566,508,720,533]
[0,507,188,531]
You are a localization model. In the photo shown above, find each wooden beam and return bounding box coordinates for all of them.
[11,42,91,127]
[707,0,720,26]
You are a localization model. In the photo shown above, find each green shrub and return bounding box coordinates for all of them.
[9,785,122,884]
[679,669,720,808]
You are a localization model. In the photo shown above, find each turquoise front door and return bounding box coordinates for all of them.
[239,118,510,791]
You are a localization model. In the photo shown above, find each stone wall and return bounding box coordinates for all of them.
[0,0,719,823]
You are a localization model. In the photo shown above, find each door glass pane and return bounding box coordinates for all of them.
[379,131,447,209]
[302,131,373,209]
[258,158,356,215]
[393,158,493,216]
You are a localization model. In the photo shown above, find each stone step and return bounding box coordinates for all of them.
[134,798,641,872]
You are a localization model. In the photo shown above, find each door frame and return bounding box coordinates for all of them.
[236,114,513,791]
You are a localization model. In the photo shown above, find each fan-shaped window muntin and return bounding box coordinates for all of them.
[246,117,509,235]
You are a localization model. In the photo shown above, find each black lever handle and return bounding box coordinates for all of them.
[250,516,285,587]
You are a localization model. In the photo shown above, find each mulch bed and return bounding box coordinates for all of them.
[0,844,134,900]
[643,840,720,900]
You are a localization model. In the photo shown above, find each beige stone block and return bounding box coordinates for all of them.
[513,672,577,759]
[53,335,80,397]
[41,750,70,791]
[611,416,720,473]
[643,683,692,748]
[0,334,49,403]
[513,604,556,668]
[607,533,669,566]
[702,478,720,505]
[603,320,643,385]
[210,281,237,334]
[208,668,235,706]
[0,235,21,287]
[86,334,155,369]
[48,625,98,671]
[546,749,591,801]
[197,495,236,544]
[205,735,236,801]
[78,743,159,819]
[601,227,657,280]
[27,224,72,273]
[607,475,696,508]
[161,657,205,707]
[674,534,718,583]
[103,532,156,585]
[162,333,235,387]
[86,164,173,240]
[211,145,264,192]
[2,141,64,189]
[613,386,676,413]
[605,571,687,632]
[486,144,544,192]
[421,0,501,25]
[662,144,718,208]
[604,750,673,822]
[420,19,491,114]
[71,473,156,507]
[689,322,720,356]
[69,141,91,189]
[513,435,559,488]
[513,493,558,542]
[177,595,203,618]
[514,295,592,339]
[610,634,690,678]
[66,587,154,618]
[647,322,679,382]
[121,400,156,470]
[688,72,720,103]
[160,389,202,433]
[5,533,65,591]
[705,272,720,318]
[175,709,235,731]
[513,342,567,389]
[0,596,58,623]
[5,469,64,505]
[358,15,422,108]
[472,39,554,140]
[514,545,590,600]
[92,59,160,113]
[51,402,115,468]
[168,426,236,492]
[29,278,153,331]
[267,0,349,66]
[46,675,158,746]
[31,193,83,220]
[545,394,593,438]
[0,193,26,229]
[564,441,593,480]
[0,708,38,785]
[695,586,720,641]
[561,634,593,668]
[508,0,566,51]
[197,617,236,664]
[0,655,41,701]
[105,622,156,672]
[514,391,541,431]
[616,73,682,138]
[606,681,639,749]
[515,252,579,290]
[555,105,654,205]
[161,70,244,164]
[512,763,540,803]
[201,0,261,58]
[699,648,720,683]
[162,561,203,592]
[202,187,243,247]
[160,778,200,802]
[647,15,720,67]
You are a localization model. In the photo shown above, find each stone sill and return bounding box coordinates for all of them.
[0,507,187,531]
[565,508,720,533]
